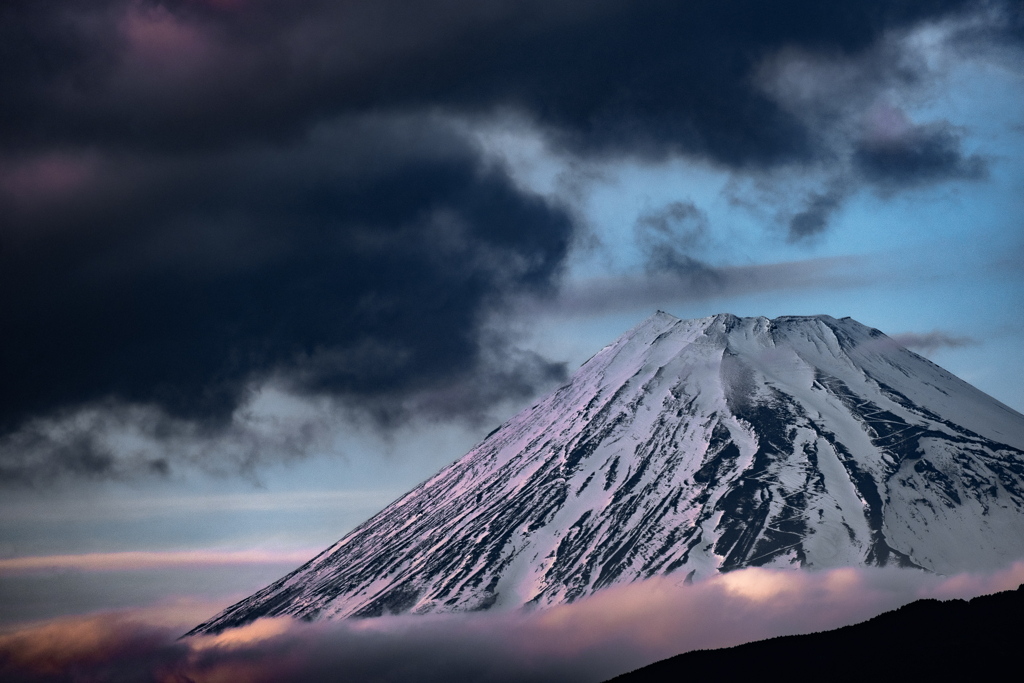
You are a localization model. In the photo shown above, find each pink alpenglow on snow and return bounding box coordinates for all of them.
[189,313,1024,635]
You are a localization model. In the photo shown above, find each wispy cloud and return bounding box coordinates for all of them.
[0,548,321,574]
[0,489,402,523]
[890,330,979,355]
[531,254,877,317]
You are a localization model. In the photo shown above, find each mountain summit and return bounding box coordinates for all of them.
[189,313,1024,634]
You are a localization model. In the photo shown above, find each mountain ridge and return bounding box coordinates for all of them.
[188,312,1024,635]
[606,583,1024,682]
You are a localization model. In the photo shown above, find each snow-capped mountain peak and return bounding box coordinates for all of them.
[189,313,1024,634]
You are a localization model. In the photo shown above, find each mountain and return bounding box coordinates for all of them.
[606,584,1024,682]
[188,313,1024,634]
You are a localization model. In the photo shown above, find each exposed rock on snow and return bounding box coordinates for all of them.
[189,313,1024,634]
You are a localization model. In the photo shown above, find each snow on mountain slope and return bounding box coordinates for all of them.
[188,313,1024,634]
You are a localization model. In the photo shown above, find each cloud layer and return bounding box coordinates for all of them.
[3,0,986,163]
[2,0,1018,479]
[3,564,1024,683]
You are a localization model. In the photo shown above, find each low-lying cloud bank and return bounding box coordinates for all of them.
[3,563,1023,683]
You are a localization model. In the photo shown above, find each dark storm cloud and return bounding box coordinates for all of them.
[0,119,572,436]
[1,0,986,163]
[854,119,988,190]
[0,0,1007,459]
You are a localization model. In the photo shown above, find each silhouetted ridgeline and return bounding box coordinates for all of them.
[607,585,1024,682]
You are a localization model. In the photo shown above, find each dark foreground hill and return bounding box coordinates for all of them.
[607,584,1024,682]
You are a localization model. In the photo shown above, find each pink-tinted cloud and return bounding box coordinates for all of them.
[116,2,228,90]
[120,4,205,57]
[3,564,1023,682]
[0,548,320,574]
[0,154,98,205]
[863,102,915,146]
